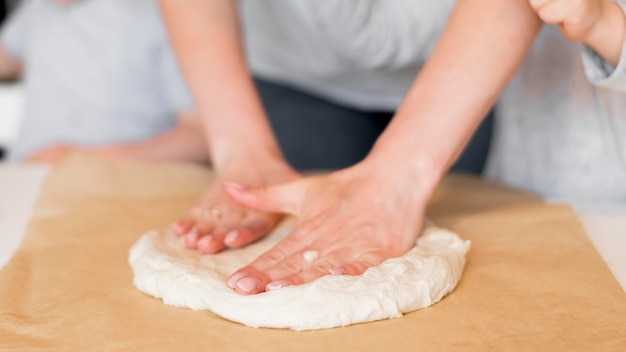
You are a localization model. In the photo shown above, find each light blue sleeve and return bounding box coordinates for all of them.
[581,1,626,92]
[0,0,39,60]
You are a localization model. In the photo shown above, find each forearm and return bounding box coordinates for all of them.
[367,0,542,191]
[584,1,626,67]
[159,0,283,173]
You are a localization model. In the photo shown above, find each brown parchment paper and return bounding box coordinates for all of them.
[0,154,624,351]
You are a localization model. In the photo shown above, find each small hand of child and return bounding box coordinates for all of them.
[529,0,612,41]
[529,0,626,66]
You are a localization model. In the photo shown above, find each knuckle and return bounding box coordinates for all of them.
[358,251,386,268]
[290,221,316,240]
[280,256,304,274]
[311,257,337,271]
[264,249,286,264]
[342,263,366,275]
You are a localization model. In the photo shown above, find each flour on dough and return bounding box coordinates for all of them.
[129,219,470,331]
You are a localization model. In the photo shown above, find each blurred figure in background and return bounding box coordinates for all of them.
[0,0,208,163]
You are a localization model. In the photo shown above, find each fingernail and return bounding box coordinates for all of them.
[197,235,214,251]
[224,230,238,246]
[227,272,248,289]
[223,181,247,190]
[236,277,260,293]
[266,280,290,291]
[329,267,345,275]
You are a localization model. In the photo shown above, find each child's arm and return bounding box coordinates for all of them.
[529,0,626,66]
[24,112,210,164]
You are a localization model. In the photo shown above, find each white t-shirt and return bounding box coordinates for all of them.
[242,0,455,111]
[1,0,192,161]
[486,21,626,201]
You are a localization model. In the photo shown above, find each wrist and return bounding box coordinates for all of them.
[213,146,297,186]
[583,1,626,66]
[358,145,444,199]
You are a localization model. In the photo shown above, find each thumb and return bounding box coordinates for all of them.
[222,180,305,215]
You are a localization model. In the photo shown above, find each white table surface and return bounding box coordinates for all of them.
[0,83,25,148]
[0,166,624,293]
[0,164,50,268]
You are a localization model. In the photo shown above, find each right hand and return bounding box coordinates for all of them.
[171,162,300,254]
[528,0,613,42]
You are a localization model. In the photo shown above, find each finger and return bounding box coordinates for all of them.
[184,220,222,249]
[261,248,322,284]
[193,214,219,236]
[173,206,213,236]
[196,230,228,254]
[222,180,305,215]
[338,260,378,276]
[226,218,326,294]
[226,228,313,294]
[534,0,572,24]
[278,250,388,289]
[197,220,269,254]
[528,0,552,12]
[184,227,200,249]
[263,249,336,290]
[192,205,245,237]
[170,217,194,236]
[194,210,252,252]
[223,218,275,248]
[242,219,321,272]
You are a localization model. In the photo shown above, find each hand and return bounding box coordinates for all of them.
[222,162,429,295]
[23,144,131,164]
[529,0,613,41]
[171,162,300,254]
[23,144,75,163]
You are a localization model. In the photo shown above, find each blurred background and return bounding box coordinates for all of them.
[0,0,24,161]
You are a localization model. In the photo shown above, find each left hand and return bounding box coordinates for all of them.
[23,144,130,164]
[528,0,612,41]
[23,144,76,163]
[222,162,429,295]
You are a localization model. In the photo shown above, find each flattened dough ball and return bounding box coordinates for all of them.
[129,219,470,331]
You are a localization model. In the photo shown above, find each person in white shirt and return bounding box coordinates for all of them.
[0,0,207,163]
[159,0,626,295]
[241,1,491,172]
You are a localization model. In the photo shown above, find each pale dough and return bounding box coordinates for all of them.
[129,219,470,331]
